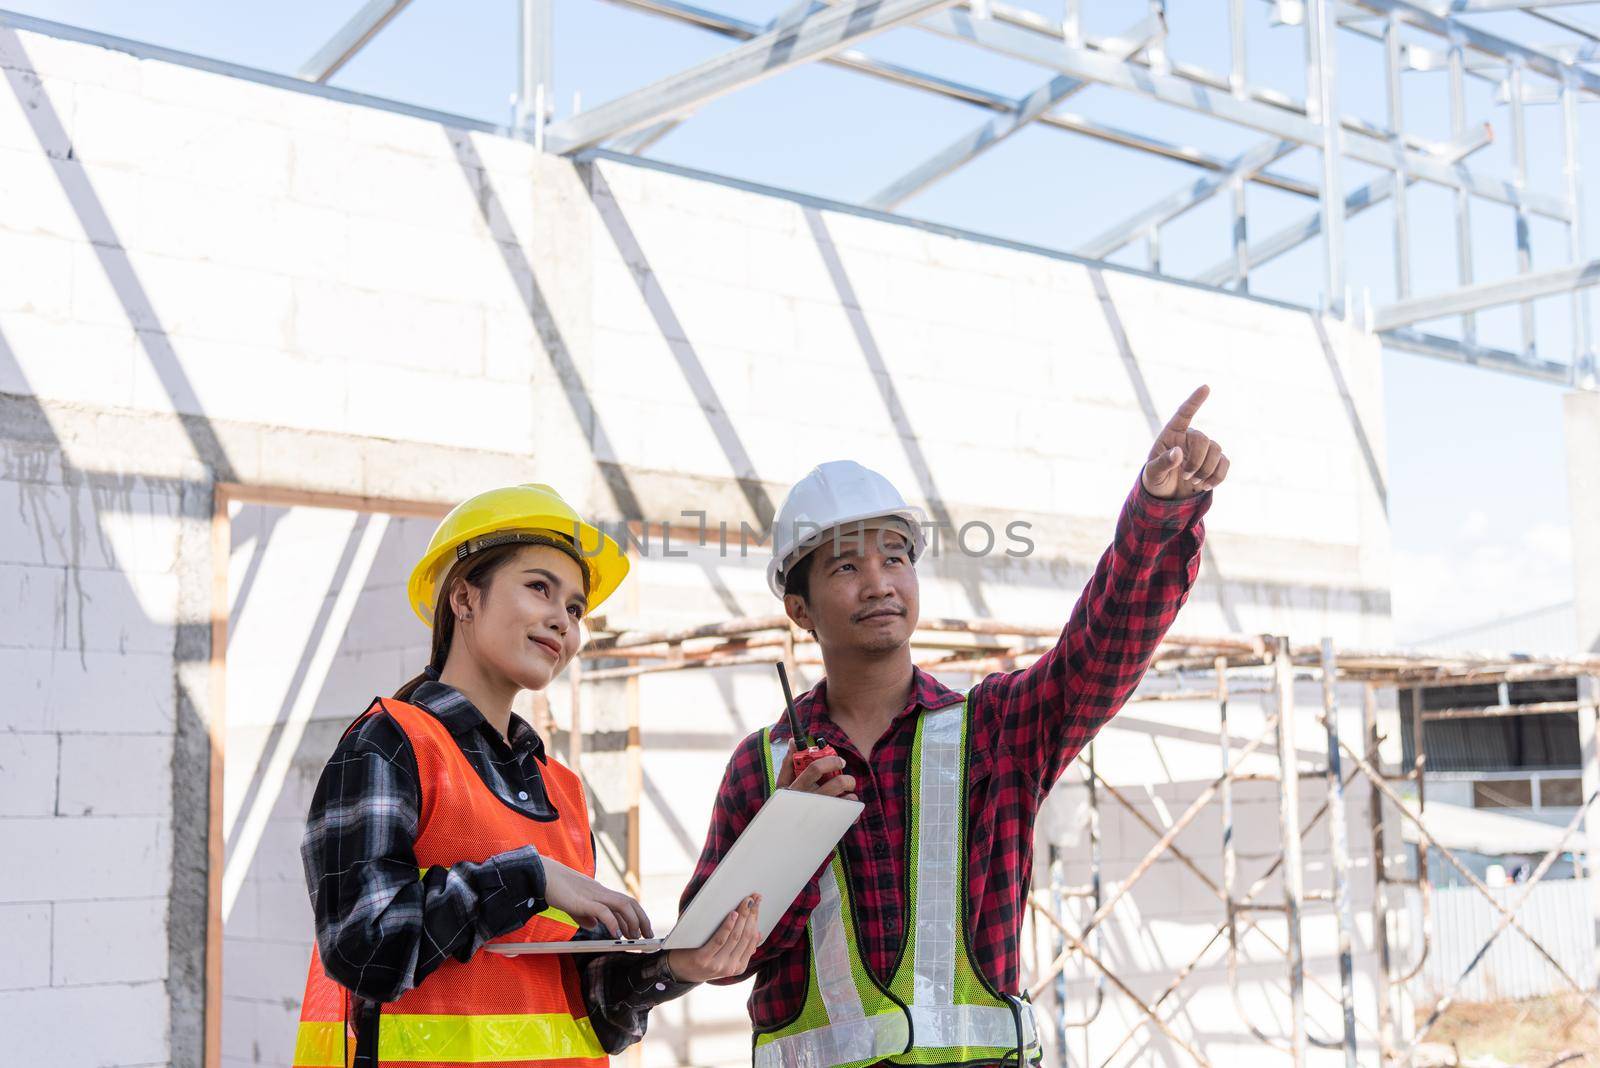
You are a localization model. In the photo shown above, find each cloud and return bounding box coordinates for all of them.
[1390,520,1575,644]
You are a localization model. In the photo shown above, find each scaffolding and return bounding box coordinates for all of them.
[568,615,1600,1065]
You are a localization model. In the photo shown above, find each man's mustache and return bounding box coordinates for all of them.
[851,603,908,623]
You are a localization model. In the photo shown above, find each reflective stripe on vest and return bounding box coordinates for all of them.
[754,702,1041,1068]
[295,1012,603,1065]
[293,698,606,1068]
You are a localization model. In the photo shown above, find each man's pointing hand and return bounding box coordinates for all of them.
[1141,385,1230,501]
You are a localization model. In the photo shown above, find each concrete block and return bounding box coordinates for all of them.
[31,649,175,734]
[0,311,139,413]
[141,58,333,140]
[252,872,314,944]
[222,996,301,1066]
[0,653,60,733]
[0,902,52,990]
[0,979,169,1065]
[0,815,170,903]
[0,65,74,160]
[348,104,455,159]
[342,214,495,305]
[223,934,309,1004]
[343,147,483,233]
[130,337,346,433]
[0,733,57,816]
[57,734,171,817]
[67,82,208,176]
[481,308,539,383]
[136,253,296,351]
[0,147,94,242]
[466,130,538,181]
[342,362,533,455]
[0,562,65,649]
[0,228,74,319]
[59,565,175,655]
[292,282,484,375]
[52,897,167,985]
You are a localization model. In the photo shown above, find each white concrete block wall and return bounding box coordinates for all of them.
[0,446,190,1068]
[0,24,1400,1068]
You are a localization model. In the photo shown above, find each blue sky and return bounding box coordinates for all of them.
[14,0,1594,643]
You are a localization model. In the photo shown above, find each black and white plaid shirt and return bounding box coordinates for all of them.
[301,680,691,1056]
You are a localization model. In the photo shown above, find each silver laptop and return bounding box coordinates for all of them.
[488,788,864,956]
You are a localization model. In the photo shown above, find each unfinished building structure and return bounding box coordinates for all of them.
[0,1,1597,1066]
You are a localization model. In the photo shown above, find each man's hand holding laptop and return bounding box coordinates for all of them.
[668,893,763,982]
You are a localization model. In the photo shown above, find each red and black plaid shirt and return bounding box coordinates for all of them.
[680,479,1209,1031]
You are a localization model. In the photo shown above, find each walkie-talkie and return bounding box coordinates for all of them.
[776,662,839,783]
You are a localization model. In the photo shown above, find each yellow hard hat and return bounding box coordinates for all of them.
[407,484,629,626]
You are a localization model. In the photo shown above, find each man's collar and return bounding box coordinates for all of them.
[409,680,546,759]
[789,666,962,738]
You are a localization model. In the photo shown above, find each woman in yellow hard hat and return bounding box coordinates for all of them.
[292,484,761,1067]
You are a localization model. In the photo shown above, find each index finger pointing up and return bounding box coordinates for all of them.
[1162,385,1211,436]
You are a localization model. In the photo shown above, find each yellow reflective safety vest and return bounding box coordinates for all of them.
[753,697,1042,1068]
[293,698,608,1068]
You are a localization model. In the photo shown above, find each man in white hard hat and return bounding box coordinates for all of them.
[680,386,1226,1068]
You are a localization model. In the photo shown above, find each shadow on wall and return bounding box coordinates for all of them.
[443,129,647,522]
[2,28,237,482]
[802,206,993,618]
[582,165,776,526]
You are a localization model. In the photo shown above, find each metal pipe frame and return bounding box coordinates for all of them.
[580,0,1597,382]
[297,0,414,84]
[1372,259,1600,332]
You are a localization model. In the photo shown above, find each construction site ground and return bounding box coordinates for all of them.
[1415,994,1600,1067]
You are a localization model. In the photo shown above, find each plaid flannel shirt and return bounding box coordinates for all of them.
[680,480,1209,1031]
[301,681,688,1060]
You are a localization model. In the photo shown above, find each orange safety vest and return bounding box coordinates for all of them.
[293,698,609,1068]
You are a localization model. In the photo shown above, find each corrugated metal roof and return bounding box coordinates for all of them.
[1401,682,1582,773]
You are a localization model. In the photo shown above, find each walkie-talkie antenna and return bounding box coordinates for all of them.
[776,662,808,748]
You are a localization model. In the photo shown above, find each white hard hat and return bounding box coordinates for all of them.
[767,461,927,599]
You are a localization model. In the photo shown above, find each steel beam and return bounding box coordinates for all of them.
[515,0,554,143]
[1076,137,1298,260]
[1007,0,1440,145]
[1442,0,1600,9]
[1310,0,1347,315]
[609,0,820,156]
[866,13,1162,211]
[1348,0,1600,96]
[297,0,413,84]
[1450,44,1478,345]
[1565,73,1595,365]
[544,0,962,154]
[919,10,1570,218]
[1194,124,1491,287]
[1386,14,1410,298]
[1380,328,1578,384]
[596,0,1317,198]
[1372,259,1600,332]
[1510,60,1536,353]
